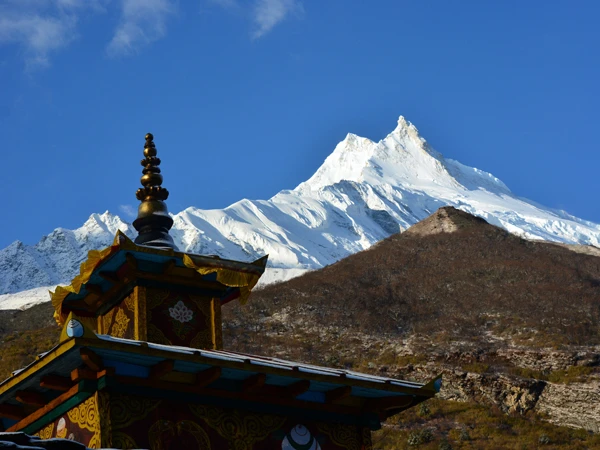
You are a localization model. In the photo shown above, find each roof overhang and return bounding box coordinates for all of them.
[0,335,440,433]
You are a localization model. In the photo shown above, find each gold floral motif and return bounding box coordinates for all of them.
[67,394,101,448]
[148,420,172,449]
[110,393,162,430]
[111,308,130,338]
[317,422,361,450]
[124,293,136,312]
[190,404,285,450]
[149,420,211,450]
[34,422,54,439]
[102,309,115,335]
[136,286,146,341]
[112,431,139,449]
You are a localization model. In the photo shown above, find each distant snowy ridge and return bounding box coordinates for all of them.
[1,116,599,309]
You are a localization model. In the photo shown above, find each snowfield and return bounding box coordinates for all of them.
[1,116,598,310]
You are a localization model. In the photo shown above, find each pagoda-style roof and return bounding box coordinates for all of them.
[0,319,440,434]
[51,231,268,325]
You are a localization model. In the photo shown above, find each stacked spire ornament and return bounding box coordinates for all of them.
[132,133,178,250]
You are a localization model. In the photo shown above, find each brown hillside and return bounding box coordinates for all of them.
[225,206,600,351]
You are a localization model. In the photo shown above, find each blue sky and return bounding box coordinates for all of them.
[0,0,599,249]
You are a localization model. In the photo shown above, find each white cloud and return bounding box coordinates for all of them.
[252,0,303,39]
[0,15,74,68]
[119,204,137,219]
[107,0,176,57]
[0,1,106,69]
[209,0,303,39]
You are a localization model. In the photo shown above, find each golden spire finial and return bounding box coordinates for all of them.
[133,133,177,250]
[136,133,169,202]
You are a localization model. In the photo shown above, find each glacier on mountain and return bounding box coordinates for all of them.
[1,116,599,310]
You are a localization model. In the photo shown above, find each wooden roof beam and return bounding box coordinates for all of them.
[0,404,27,421]
[15,390,46,407]
[285,379,310,398]
[114,374,363,416]
[195,367,222,387]
[242,373,266,393]
[40,375,73,392]
[71,367,114,383]
[325,385,352,404]
[80,348,103,372]
[98,271,121,284]
[150,359,175,380]
[85,284,103,296]
[258,379,310,398]
[7,385,81,432]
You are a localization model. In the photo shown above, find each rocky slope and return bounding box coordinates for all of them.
[221,207,600,432]
[2,117,600,310]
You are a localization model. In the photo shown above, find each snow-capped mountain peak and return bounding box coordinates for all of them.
[298,115,501,195]
[1,116,599,310]
[80,212,129,235]
[296,132,375,193]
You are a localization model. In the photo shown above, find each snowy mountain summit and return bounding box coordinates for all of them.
[1,116,599,309]
[298,116,510,194]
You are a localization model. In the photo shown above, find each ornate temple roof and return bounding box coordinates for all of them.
[0,317,440,433]
[50,231,267,326]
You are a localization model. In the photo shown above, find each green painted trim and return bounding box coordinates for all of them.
[96,374,113,391]
[23,392,91,435]
[22,380,98,435]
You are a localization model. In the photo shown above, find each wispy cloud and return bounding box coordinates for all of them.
[0,0,175,67]
[0,1,105,69]
[251,0,303,39]
[119,204,137,219]
[107,0,176,57]
[209,0,303,39]
[0,14,74,68]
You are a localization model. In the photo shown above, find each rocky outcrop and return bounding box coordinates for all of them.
[436,369,546,415]
[403,361,600,432]
[496,348,600,372]
[403,206,489,237]
[536,381,600,432]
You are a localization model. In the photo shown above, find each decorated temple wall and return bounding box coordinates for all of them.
[105,392,372,450]
[32,392,107,448]
[97,293,137,339]
[96,286,222,350]
[144,286,220,350]
[32,391,372,449]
